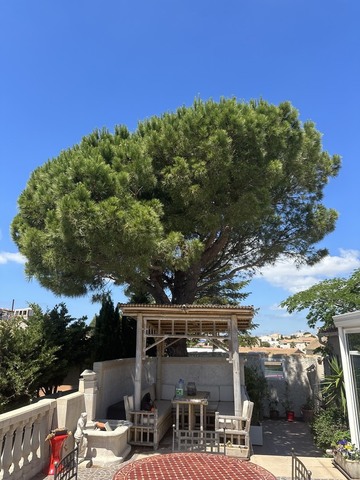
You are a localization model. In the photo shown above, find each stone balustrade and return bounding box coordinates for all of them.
[0,399,56,480]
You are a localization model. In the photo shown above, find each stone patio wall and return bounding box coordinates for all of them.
[245,352,324,417]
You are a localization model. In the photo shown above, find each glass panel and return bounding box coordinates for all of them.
[348,333,360,353]
[350,353,360,415]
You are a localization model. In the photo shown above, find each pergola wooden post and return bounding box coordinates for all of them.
[119,304,255,413]
[231,314,241,416]
[134,313,143,410]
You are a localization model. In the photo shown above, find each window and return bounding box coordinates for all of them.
[348,333,360,419]
[263,360,284,379]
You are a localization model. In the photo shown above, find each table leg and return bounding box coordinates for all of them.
[200,404,204,431]
[188,404,194,430]
[176,404,180,431]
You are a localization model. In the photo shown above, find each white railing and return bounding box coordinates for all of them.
[0,399,56,480]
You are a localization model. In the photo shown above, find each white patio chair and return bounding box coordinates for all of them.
[215,400,254,458]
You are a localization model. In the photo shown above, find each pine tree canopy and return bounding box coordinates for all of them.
[12,98,340,305]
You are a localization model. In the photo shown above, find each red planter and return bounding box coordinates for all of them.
[286,410,295,422]
[47,433,69,475]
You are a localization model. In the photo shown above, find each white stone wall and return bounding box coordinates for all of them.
[54,391,86,432]
[93,357,157,418]
[160,356,233,391]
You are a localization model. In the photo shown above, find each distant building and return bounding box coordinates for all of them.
[13,308,33,320]
[304,337,322,355]
[0,308,13,320]
[278,335,316,353]
[258,333,282,347]
[0,307,33,321]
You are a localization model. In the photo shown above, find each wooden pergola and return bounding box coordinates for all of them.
[118,304,255,416]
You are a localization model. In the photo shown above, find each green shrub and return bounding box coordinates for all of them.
[312,405,349,451]
[244,365,268,424]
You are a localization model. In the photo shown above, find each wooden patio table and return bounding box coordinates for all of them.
[172,391,209,432]
[113,452,276,480]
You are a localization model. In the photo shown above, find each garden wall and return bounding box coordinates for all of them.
[245,352,324,417]
[91,351,324,420]
[93,357,157,418]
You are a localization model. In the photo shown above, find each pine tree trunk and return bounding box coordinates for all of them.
[148,269,199,356]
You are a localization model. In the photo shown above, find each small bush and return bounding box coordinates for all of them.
[312,405,349,451]
[244,365,268,424]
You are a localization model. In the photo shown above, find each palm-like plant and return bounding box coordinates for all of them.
[321,356,347,416]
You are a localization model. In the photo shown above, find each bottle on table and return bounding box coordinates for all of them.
[175,378,185,398]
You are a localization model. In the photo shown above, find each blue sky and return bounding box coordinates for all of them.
[1,0,359,335]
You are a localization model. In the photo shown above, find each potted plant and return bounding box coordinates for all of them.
[282,398,295,422]
[301,397,314,422]
[244,365,268,446]
[333,439,360,479]
[281,382,295,422]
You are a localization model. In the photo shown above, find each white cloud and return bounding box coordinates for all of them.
[0,252,26,265]
[255,249,360,293]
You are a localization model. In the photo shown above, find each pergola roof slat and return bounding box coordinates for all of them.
[118,303,254,338]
